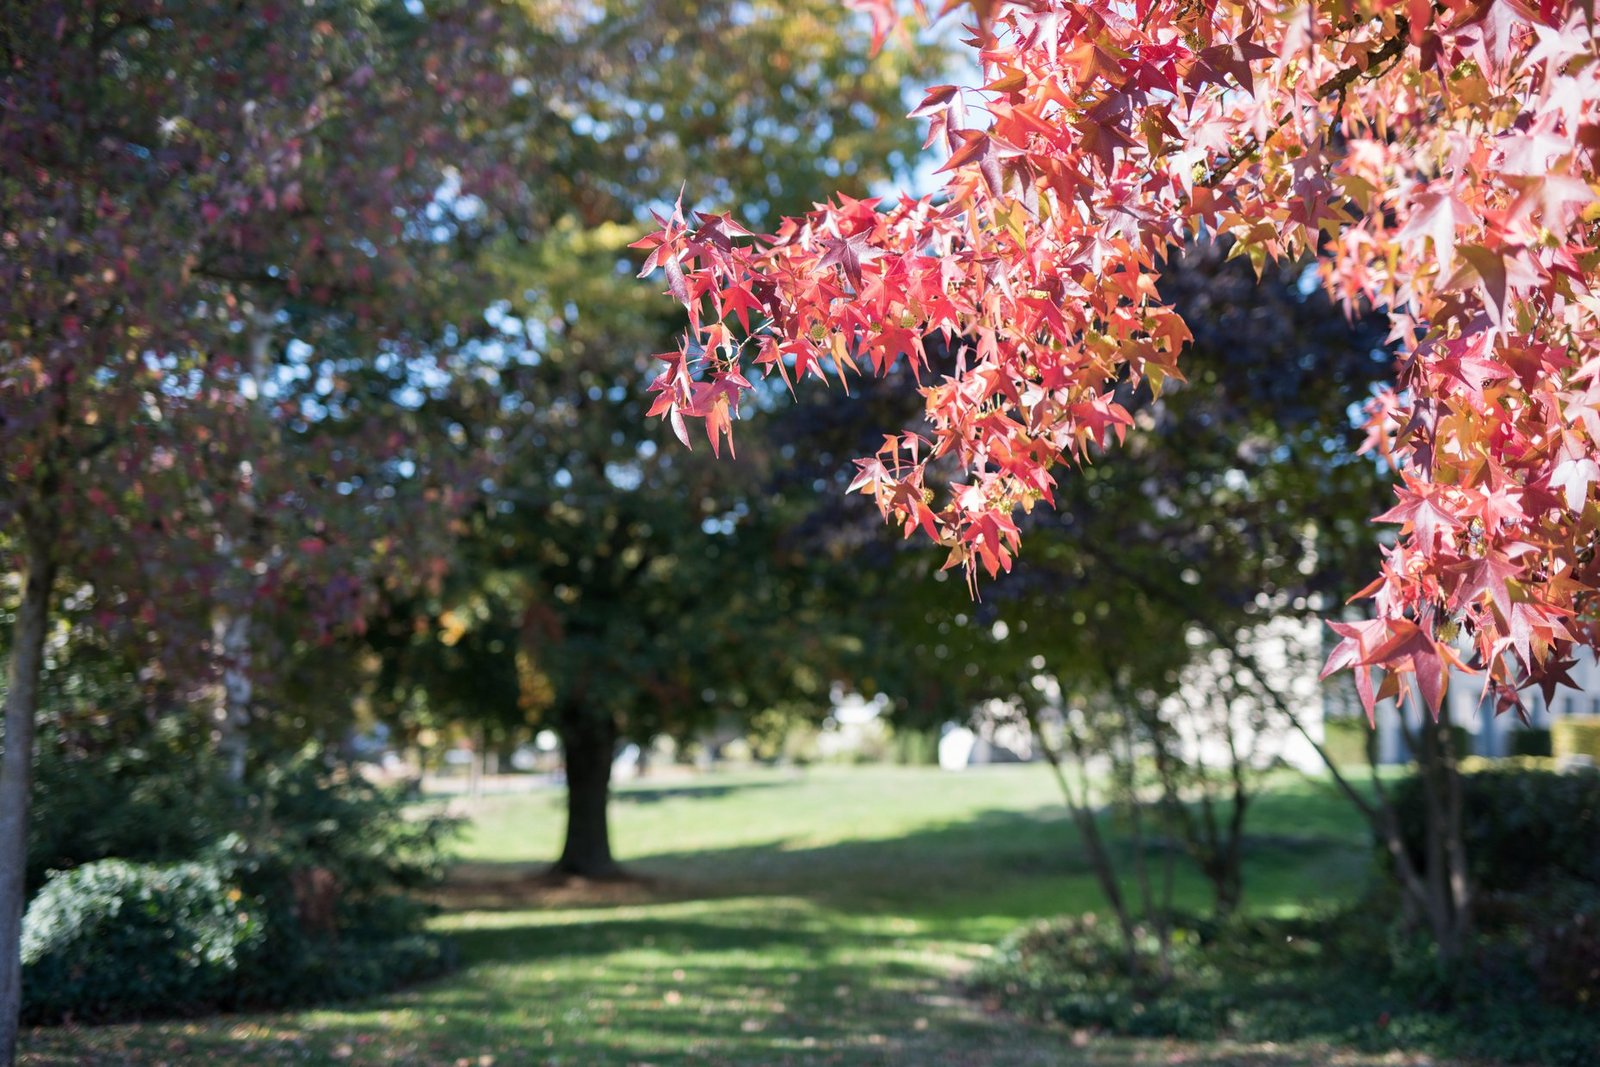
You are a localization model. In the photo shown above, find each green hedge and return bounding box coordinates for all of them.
[23,751,459,1023]
[22,860,262,1022]
[1392,765,1600,892]
[1553,719,1600,763]
[28,715,229,895]
[972,908,1600,1066]
[1508,728,1552,758]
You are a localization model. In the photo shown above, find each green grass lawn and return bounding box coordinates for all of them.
[21,764,1421,1066]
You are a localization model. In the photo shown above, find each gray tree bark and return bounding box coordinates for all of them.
[0,536,58,1066]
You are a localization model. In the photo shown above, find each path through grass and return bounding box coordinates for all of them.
[22,764,1420,1066]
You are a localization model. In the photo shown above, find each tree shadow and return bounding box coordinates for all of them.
[440,797,1369,931]
[610,777,792,805]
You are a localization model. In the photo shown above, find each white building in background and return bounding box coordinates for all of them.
[939,617,1332,774]
[1159,616,1328,774]
[931,608,1600,772]
[938,702,1036,769]
[1373,648,1600,763]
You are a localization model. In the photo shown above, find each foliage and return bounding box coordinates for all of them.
[369,0,948,877]
[214,755,459,1008]
[1392,764,1600,892]
[28,708,229,895]
[1528,884,1600,1009]
[1510,727,1554,758]
[22,766,1390,1066]
[25,738,458,1021]
[975,905,1600,1066]
[1,0,503,668]
[643,0,1600,716]
[20,860,262,1024]
[1,3,512,1051]
[1553,719,1600,763]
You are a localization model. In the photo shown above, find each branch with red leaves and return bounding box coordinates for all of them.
[638,0,1600,723]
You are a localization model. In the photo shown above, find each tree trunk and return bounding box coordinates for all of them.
[211,313,272,786]
[1411,707,1472,969]
[1,540,58,1067]
[552,708,621,879]
[213,607,253,783]
[1025,706,1141,976]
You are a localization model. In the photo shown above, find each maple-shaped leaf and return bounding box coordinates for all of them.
[940,129,1025,198]
[704,395,735,458]
[1456,244,1509,327]
[1375,481,1461,545]
[849,0,901,54]
[1432,335,1511,397]
[1550,456,1600,513]
[1323,617,1392,721]
[1063,38,1124,88]
[911,84,961,117]
[1448,544,1531,620]
[1510,173,1597,233]
[1530,654,1581,714]
[1194,36,1273,96]
[1397,187,1463,279]
[816,231,884,290]
[1364,621,1457,719]
[1495,600,1575,676]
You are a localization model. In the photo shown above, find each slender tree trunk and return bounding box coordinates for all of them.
[1215,704,1251,920]
[1441,712,1473,956]
[214,607,253,783]
[1119,713,1172,982]
[1,539,58,1067]
[1026,705,1140,975]
[212,314,273,785]
[552,707,621,879]
[1075,550,1483,962]
[1197,625,1473,961]
[1405,707,1472,969]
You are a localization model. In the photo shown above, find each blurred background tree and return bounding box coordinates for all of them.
[364,0,947,878]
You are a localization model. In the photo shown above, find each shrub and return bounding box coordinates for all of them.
[215,756,459,1006]
[28,711,231,894]
[1509,727,1552,758]
[1553,719,1600,764]
[1391,764,1600,892]
[1531,888,1600,1009]
[1456,754,1558,774]
[975,914,1219,1038]
[23,744,460,1022]
[976,906,1600,1066]
[21,859,262,1023]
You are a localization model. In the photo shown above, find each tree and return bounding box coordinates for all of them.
[364,0,945,879]
[641,0,1600,717]
[0,3,508,1059]
[759,232,1396,917]
[1011,240,1394,920]
[637,0,1600,963]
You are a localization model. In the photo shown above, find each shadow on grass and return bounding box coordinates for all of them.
[610,777,794,805]
[447,911,853,964]
[20,779,1386,1067]
[442,794,1371,932]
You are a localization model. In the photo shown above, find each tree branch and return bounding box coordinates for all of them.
[1204,20,1410,187]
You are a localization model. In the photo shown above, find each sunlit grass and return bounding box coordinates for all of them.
[21,764,1396,1066]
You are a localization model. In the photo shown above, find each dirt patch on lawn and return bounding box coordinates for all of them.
[433,862,687,910]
